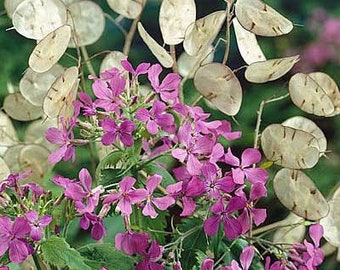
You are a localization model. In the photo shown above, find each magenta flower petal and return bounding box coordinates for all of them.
[146,175,162,193]
[48,144,68,163]
[204,216,220,236]
[309,224,323,247]
[244,168,268,184]
[142,201,158,218]
[223,217,242,239]
[180,196,196,216]
[119,176,136,192]
[232,168,245,184]
[64,183,87,201]
[171,148,187,163]
[225,148,240,167]
[249,183,267,201]
[240,246,254,270]
[201,258,214,270]
[241,148,262,167]
[45,128,64,145]
[12,217,31,237]
[251,208,266,226]
[118,198,133,215]
[8,239,30,263]
[79,168,92,191]
[152,196,175,210]
[146,120,159,135]
[136,108,150,122]
[129,188,148,203]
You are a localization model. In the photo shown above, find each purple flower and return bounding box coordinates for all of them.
[92,72,125,113]
[142,175,175,218]
[172,122,214,175]
[201,258,214,270]
[203,197,244,239]
[148,63,180,103]
[79,213,106,241]
[103,176,147,216]
[221,246,254,270]
[45,117,76,164]
[100,118,135,147]
[135,240,165,270]
[0,217,32,263]
[201,163,236,199]
[224,148,268,185]
[121,59,150,78]
[77,92,97,116]
[136,100,175,135]
[290,224,324,270]
[115,230,150,255]
[25,211,52,241]
[236,183,267,234]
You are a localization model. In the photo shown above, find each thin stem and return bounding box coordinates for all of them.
[170,45,178,73]
[222,0,234,65]
[104,13,128,36]
[190,94,204,107]
[123,0,146,57]
[253,93,289,148]
[251,218,301,236]
[32,253,43,270]
[80,46,96,77]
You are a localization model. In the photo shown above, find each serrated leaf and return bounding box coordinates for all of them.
[142,162,176,187]
[176,218,206,269]
[95,151,124,182]
[40,236,91,270]
[245,55,299,83]
[159,0,196,45]
[194,63,242,116]
[78,243,136,270]
[273,168,329,220]
[138,22,173,68]
[130,208,167,244]
[235,0,293,36]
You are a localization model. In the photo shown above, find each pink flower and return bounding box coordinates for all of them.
[103,176,148,216]
[290,224,324,270]
[203,197,244,239]
[0,217,33,263]
[100,118,135,147]
[236,183,267,234]
[25,211,52,241]
[201,258,214,270]
[77,92,97,116]
[142,175,175,219]
[221,246,254,270]
[224,148,268,185]
[148,63,180,103]
[45,117,77,164]
[121,59,150,78]
[135,240,165,270]
[136,100,175,135]
[79,213,106,241]
[92,70,125,113]
[115,230,150,255]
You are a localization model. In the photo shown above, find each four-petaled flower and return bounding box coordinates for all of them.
[100,118,135,147]
[0,217,32,263]
[221,246,254,270]
[25,211,52,241]
[103,176,148,216]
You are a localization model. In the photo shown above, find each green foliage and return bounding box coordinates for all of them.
[40,236,91,270]
[78,243,136,270]
[142,162,176,186]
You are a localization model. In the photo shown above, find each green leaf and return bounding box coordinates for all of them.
[126,138,143,163]
[143,162,176,186]
[100,168,128,186]
[95,151,124,182]
[130,208,167,244]
[176,217,207,269]
[40,236,91,270]
[78,243,136,270]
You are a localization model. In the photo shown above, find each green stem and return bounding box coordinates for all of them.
[80,46,96,77]
[32,253,43,270]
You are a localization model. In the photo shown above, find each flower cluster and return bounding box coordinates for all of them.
[0,60,326,270]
